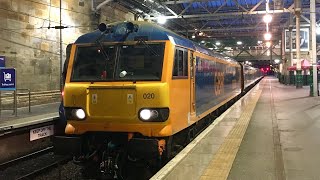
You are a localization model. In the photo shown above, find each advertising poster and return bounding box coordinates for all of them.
[285,28,309,52]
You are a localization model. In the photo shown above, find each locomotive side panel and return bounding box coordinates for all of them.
[194,54,242,118]
[167,46,193,135]
[243,65,263,89]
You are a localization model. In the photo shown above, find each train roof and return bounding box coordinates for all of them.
[75,21,239,65]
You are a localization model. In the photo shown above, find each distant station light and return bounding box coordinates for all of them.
[263,14,272,23]
[274,59,280,64]
[215,41,221,46]
[237,41,242,45]
[192,35,196,39]
[264,33,272,40]
[266,41,271,47]
[157,16,167,24]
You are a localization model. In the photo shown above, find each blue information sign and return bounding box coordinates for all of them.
[0,68,16,90]
[0,56,5,67]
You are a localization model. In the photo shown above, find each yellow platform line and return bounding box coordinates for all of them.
[200,89,262,180]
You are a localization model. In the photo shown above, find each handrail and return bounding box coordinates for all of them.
[17,89,31,114]
[0,88,31,117]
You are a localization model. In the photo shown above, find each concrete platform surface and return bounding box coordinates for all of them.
[152,76,320,180]
[229,77,320,180]
[0,102,59,130]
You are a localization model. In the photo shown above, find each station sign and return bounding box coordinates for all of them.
[0,56,5,67]
[30,125,54,141]
[0,68,16,90]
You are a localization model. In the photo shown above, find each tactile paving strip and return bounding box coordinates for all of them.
[200,89,262,180]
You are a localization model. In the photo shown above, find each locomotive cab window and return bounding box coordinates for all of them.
[70,42,165,82]
[117,43,165,81]
[71,45,116,82]
[173,48,188,79]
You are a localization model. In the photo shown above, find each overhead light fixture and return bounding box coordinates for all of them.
[263,14,272,23]
[198,31,204,36]
[264,33,272,40]
[192,35,196,39]
[237,41,242,45]
[215,41,221,46]
[274,59,280,64]
[157,16,167,24]
[201,40,205,43]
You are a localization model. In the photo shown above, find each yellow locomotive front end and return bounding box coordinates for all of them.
[54,21,244,178]
[64,41,174,137]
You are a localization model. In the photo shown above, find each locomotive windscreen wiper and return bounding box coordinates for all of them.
[136,38,160,56]
[95,24,112,62]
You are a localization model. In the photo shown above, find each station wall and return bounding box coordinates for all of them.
[0,0,134,91]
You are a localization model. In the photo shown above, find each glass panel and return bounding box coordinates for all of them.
[183,51,188,76]
[178,50,183,76]
[71,45,116,82]
[173,49,178,76]
[117,43,165,81]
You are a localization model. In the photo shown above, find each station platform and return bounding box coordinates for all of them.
[0,102,59,131]
[152,76,320,180]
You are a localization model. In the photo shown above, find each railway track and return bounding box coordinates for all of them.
[0,147,72,179]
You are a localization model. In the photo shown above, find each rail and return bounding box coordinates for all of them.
[0,88,31,117]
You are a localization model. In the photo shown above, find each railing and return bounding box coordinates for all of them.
[0,89,31,117]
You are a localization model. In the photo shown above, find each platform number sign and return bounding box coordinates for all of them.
[0,68,16,90]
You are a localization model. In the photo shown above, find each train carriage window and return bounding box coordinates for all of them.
[173,48,188,78]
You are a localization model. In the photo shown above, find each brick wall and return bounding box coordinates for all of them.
[0,0,135,93]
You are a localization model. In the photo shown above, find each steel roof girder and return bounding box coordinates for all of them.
[148,9,292,19]
[175,25,283,33]
[178,0,196,16]
[249,0,264,13]
[164,0,212,5]
[231,0,249,12]
[214,1,227,14]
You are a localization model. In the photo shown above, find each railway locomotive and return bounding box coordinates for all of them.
[54,21,262,178]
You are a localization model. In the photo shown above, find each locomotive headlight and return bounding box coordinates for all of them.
[140,109,158,120]
[65,107,87,120]
[66,108,86,120]
[138,108,169,122]
[74,109,86,120]
[140,109,151,120]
